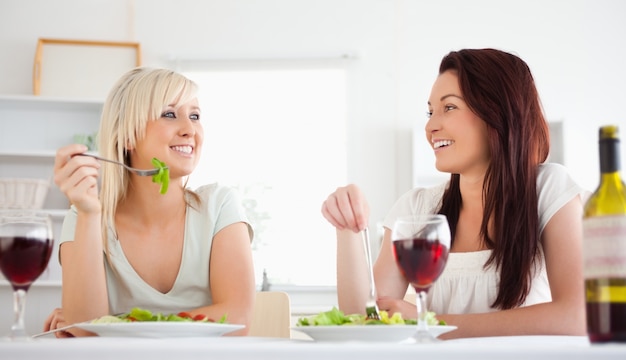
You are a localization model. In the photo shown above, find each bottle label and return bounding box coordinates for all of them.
[594,285,626,302]
[583,216,626,278]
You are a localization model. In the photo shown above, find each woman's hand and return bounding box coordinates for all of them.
[376,296,417,320]
[321,184,370,233]
[43,308,75,338]
[53,144,101,213]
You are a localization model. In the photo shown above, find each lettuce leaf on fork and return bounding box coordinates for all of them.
[151,158,169,194]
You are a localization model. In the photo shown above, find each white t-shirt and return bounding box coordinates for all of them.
[383,163,585,314]
[59,183,252,315]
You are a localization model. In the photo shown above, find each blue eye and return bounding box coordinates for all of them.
[190,114,200,121]
[161,111,176,119]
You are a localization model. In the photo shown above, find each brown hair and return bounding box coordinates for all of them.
[437,49,550,309]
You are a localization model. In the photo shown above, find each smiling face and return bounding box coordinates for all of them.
[132,97,203,179]
[425,70,490,179]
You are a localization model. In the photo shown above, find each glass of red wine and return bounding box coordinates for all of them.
[392,214,450,343]
[0,210,54,341]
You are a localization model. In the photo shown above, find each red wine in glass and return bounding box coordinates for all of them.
[392,238,449,291]
[0,235,53,291]
[392,214,450,343]
[0,211,54,341]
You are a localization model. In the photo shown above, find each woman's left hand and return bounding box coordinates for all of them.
[376,296,417,319]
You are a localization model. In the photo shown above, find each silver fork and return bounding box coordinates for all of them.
[361,227,381,320]
[31,323,81,338]
[77,153,165,177]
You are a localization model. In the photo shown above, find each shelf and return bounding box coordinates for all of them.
[0,94,102,158]
[43,209,70,218]
[0,94,92,220]
[0,279,62,288]
[0,150,56,158]
[0,94,103,111]
[0,209,67,218]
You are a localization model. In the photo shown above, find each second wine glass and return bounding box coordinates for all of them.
[391,214,450,343]
[0,210,54,341]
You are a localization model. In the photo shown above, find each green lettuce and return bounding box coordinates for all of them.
[151,158,169,194]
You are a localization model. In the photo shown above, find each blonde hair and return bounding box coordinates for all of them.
[97,67,198,246]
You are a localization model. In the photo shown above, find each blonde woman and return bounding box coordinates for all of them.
[45,67,255,337]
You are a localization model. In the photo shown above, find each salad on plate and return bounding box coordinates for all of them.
[73,307,242,338]
[92,307,228,324]
[296,307,445,327]
[292,307,454,342]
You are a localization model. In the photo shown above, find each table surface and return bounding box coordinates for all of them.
[1,335,625,360]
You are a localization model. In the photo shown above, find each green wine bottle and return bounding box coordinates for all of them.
[583,125,626,343]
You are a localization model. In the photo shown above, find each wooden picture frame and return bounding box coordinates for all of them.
[33,38,142,98]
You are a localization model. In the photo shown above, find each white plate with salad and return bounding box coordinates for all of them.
[75,321,244,338]
[69,307,243,338]
[292,307,456,342]
[293,324,456,342]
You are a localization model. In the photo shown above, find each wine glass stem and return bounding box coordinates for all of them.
[11,289,28,338]
[416,290,429,333]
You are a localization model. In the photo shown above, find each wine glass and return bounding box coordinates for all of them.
[391,214,450,343]
[0,210,54,341]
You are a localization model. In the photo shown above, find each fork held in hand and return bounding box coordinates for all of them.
[76,153,164,177]
[361,227,381,320]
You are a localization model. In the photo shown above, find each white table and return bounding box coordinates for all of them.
[1,335,625,360]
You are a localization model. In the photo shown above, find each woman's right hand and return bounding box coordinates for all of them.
[43,308,75,338]
[53,144,101,213]
[321,184,370,233]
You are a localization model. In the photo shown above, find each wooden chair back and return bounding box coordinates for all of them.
[249,291,291,338]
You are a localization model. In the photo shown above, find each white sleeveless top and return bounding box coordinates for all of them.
[383,163,585,314]
[59,183,252,315]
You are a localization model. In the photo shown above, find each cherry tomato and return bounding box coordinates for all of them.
[193,314,208,321]
[177,312,193,319]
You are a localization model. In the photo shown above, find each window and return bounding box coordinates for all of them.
[183,65,348,286]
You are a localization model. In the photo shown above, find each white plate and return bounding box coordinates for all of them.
[74,322,245,338]
[291,325,457,342]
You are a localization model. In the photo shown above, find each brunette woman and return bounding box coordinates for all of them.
[322,48,586,339]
